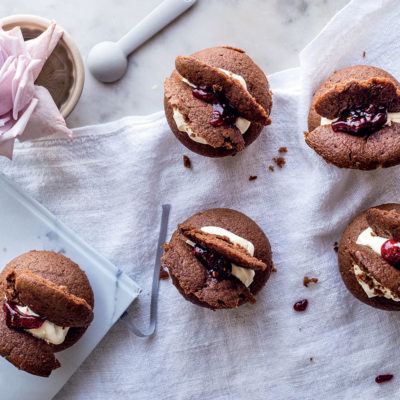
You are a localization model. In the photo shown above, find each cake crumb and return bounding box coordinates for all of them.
[268,165,275,172]
[151,84,158,90]
[159,266,169,280]
[362,50,366,58]
[271,266,277,272]
[303,276,318,287]
[309,357,313,362]
[249,175,257,181]
[273,157,286,168]
[278,147,287,153]
[333,242,339,253]
[183,155,191,169]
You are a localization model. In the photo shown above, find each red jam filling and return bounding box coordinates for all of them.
[293,299,308,312]
[331,104,387,136]
[381,239,400,269]
[192,85,239,128]
[375,374,393,384]
[193,244,232,281]
[3,300,46,330]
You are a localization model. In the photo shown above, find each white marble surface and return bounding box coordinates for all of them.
[1,0,348,128]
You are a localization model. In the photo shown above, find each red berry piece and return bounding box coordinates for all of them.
[381,239,400,269]
[192,86,218,103]
[375,374,393,384]
[3,301,46,330]
[331,104,387,136]
[293,299,308,312]
[192,85,239,128]
[193,244,232,281]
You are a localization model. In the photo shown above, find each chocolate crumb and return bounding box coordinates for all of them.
[362,50,366,58]
[278,147,287,153]
[333,242,339,253]
[309,357,313,362]
[268,165,275,172]
[273,157,286,168]
[159,267,169,280]
[249,175,257,181]
[303,276,318,287]
[183,155,191,169]
[271,266,277,272]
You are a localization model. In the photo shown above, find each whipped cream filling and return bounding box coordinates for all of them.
[353,227,400,301]
[15,304,70,345]
[321,112,400,127]
[172,108,208,145]
[173,69,251,145]
[218,68,248,90]
[186,226,255,287]
[353,264,400,301]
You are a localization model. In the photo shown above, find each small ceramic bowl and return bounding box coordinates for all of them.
[1,14,85,118]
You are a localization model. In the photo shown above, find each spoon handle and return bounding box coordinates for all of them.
[118,0,196,55]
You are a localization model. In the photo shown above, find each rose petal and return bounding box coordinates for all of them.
[0,26,27,58]
[0,57,16,115]
[0,98,37,159]
[12,55,39,118]
[19,86,72,142]
[25,21,63,81]
[0,112,11,128]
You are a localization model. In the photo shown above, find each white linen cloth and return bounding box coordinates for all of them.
[1,0,400,398]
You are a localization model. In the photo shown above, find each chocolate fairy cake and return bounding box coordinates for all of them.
[338,204,400,310]
[305,65,400,170]
[164,46,272,157]
[161,208,273,309]
[0,250,94,377]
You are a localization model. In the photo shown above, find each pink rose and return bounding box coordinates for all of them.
[0,21,72,159]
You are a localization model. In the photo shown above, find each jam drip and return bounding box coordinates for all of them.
[192,85,239,127]
[293,299,308,312]
[375,374,393,384]
[331,104,387,136]
[193,244,232,280]
[381,239,400,270]
[3,300,46,330]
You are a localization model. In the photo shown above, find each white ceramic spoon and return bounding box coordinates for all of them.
[88,0,196,83]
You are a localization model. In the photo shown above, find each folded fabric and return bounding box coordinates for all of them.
[0,21,72,159]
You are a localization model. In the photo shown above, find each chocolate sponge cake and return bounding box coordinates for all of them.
[0,250,94,377]
[161,208,273,309]
[305,65,400,170]
[338,204,400,310]
[164,46,272,157]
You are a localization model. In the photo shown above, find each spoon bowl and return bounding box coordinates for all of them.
[87,41,128,83]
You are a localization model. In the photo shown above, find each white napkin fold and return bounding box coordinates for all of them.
[1,0,400,399]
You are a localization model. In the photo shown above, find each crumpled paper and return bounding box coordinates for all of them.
[0,21,73,159]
